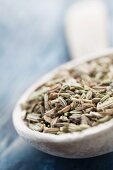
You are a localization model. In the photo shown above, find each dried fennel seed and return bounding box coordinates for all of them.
[21,55,113,134]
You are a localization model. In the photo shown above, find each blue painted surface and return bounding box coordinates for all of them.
[0,0,113,169]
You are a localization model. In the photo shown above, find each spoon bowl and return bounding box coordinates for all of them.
[13,49,113,158]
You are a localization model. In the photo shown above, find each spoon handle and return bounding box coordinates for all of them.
[65,0,109,59]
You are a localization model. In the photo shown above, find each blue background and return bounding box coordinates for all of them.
[0,0,113,169]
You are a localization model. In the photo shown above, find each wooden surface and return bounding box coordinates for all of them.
[0,0,113,169]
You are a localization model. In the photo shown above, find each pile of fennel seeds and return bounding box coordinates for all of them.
[21,56,113,134]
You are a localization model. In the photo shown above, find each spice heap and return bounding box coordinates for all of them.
[21,56,113,134]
